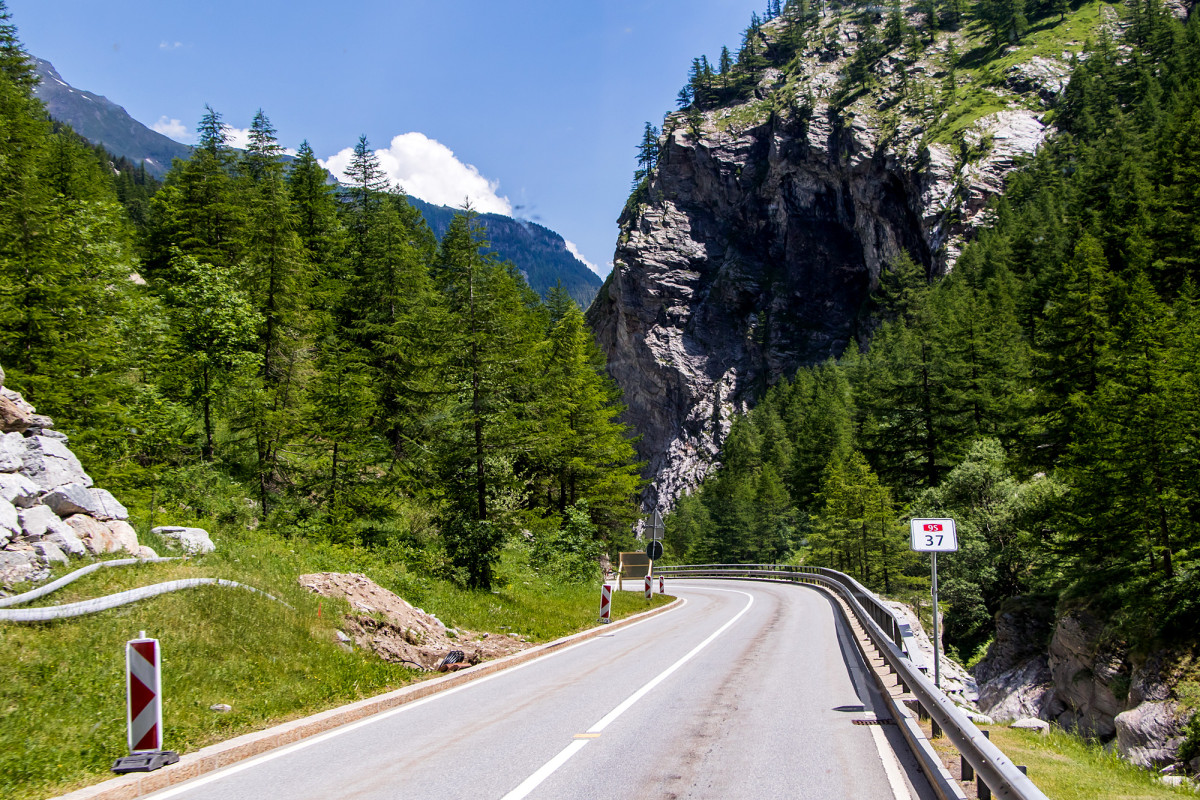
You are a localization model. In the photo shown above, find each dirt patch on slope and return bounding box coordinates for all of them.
[298,572,529,671]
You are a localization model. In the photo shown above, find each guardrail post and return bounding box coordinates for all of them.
[977,729,991,800]
[962,754,974,782]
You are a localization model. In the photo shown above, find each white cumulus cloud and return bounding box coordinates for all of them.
[152,116,194,143]
[223,125,251,150]
[564,240,605,277]
[321,133,511,215]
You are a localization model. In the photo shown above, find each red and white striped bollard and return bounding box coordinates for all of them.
[127,635,163,752]
[111,633,179,773]
[599,583,612,623]
[644,574,652,600]
[659,575,665,594]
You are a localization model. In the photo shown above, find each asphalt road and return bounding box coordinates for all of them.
[146,580,937,800]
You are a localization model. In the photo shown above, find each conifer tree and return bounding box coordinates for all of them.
[433,211,542,588]
[146,106,243,276]
[234,110,310,515]
[533,302,642,535]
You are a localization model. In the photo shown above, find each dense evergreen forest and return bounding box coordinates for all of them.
[0,3,643,590]
[664,0,1200,660]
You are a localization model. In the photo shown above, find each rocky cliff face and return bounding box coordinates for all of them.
[975,601,1196,769]
[588,12,1072,511]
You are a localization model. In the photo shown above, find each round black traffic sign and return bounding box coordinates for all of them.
[646,540,663,560]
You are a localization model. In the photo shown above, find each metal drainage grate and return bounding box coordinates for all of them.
[852,718,896,726]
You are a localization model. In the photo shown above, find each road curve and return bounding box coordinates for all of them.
[145,580,936,800]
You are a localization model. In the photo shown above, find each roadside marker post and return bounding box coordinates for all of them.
[112,632,179,773]
[909,519,959,692]
[658,575,664,594]
[644,575,652,600]
[599,583,612,623]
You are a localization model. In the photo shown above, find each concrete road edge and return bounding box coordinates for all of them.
[52,596,684,800]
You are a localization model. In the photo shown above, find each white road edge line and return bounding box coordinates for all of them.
[500,587,755,800]
[869,724,916,800]
[143,597,688,799]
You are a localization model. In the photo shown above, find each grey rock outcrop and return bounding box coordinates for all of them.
[0,370,171,587]
[1048,610,1126,739]
[976,600,1194,767]
[1115,702,1189,769]
[589,12,1057,511]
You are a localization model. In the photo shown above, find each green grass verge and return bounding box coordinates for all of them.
[983,725,1196,799]
[0,529,670,800]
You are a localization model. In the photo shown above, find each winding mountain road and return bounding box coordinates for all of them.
[145,580,936,800]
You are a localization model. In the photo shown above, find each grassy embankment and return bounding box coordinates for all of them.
[0,528,668,800]
[985,725,1196,799]
[925,721,1197,799]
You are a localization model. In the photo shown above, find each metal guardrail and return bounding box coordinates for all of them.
[656,564,1049,800]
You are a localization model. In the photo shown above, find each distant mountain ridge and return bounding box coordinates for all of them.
[31,57,191,177]
[29,56,602,307]
[405,196,601,307]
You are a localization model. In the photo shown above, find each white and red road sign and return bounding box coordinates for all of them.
[599,584,612,623]
[644,575,652,600]
[659,575,664,594]
[909,518,959,552]
[126,637,163,753]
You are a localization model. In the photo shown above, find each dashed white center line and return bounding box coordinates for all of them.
[500,588,755,800]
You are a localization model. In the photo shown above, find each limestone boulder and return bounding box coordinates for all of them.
[0,472,40,507]
[0,548,37,584]
[1115,702,1188,769]
[64,514,119,554]
[0,394,31,433]
[18,504,72,542]
[152,525,215,555]
[44,524,85,557]
[41,482,102,517]
[105,520,140,552]
[1010,717,1051,734]
[33,540,68,565]
[90,488,129,521]
[0,497,19,545]
[0,431,26,471]
[20,435,92,492]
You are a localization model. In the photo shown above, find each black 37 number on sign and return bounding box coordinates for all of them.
[909,519,958,552]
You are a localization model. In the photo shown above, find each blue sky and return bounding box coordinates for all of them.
[9,0,767,276]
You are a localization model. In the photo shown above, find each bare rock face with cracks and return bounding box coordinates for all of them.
[588,11,1072,513]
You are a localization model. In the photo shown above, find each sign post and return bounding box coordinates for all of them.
[646,510,664,542]
[112,632,179,773]
[909,519,959,690]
